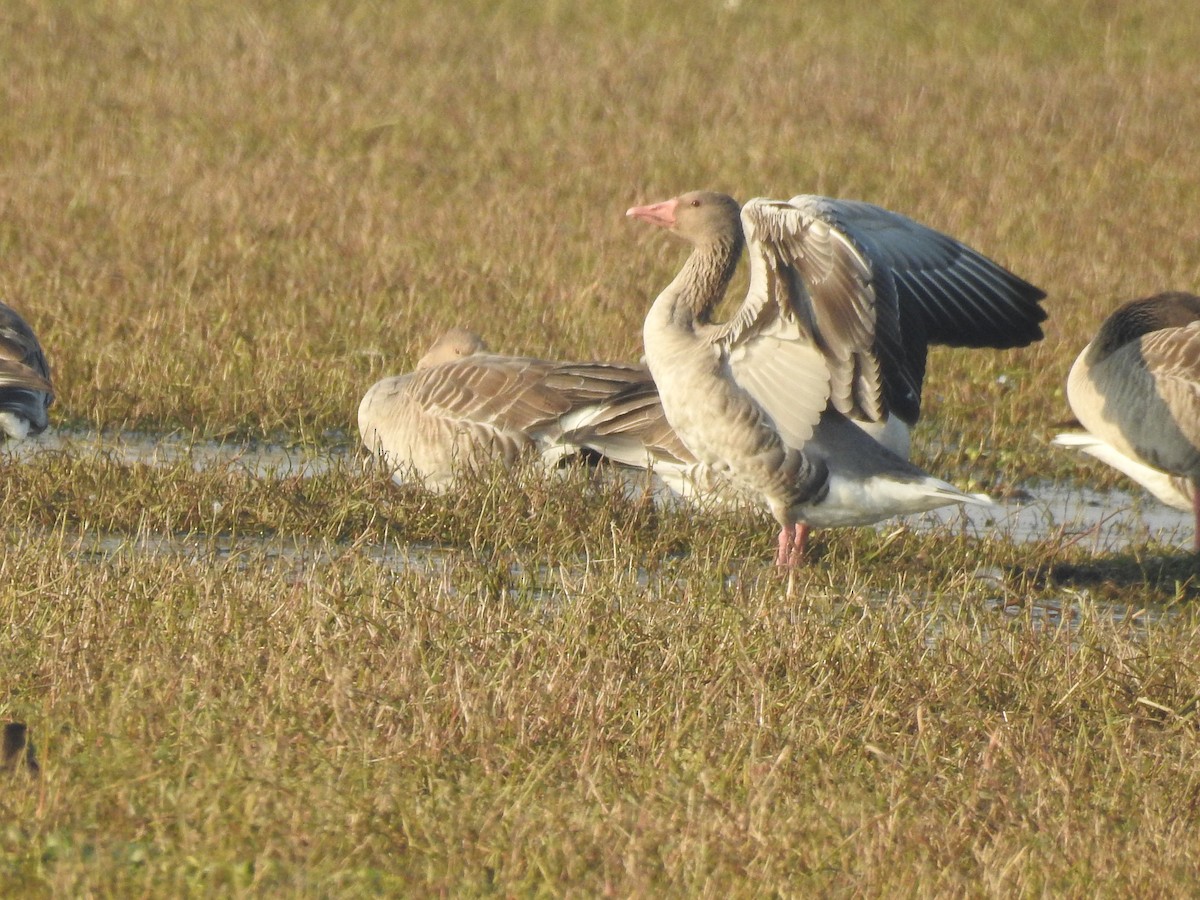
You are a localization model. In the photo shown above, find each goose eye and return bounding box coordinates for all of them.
[689,199,701,207]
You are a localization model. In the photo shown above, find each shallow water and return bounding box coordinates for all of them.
[913,483,1195,553]
[65,526,1167,623]
[7,428,349,478]
[6,428,1195,638]
[65,528,455,579]
[9,428,1195,551]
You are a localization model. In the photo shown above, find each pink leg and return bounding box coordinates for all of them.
[775,523,811,568]
[791,523,810,566]
[1193,482,1200,553]
[776,525,794,567]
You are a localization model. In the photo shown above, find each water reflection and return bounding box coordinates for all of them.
[7,428,350,478]
[908,483,1193,553]
[10,429,1195,551]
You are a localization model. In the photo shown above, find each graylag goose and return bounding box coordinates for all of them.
[358,328,651,490]
[624,190,1045,565]
[1054,292,1200,551]
[0,301,53,443]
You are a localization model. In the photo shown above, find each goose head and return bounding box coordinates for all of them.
[416,328,487,370]
[626,191,743,249]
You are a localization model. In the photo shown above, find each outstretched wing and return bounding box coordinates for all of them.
[706,205,836,451]
[803,197,1046,350]
[729,196,1046,427]
[737,198,886,425]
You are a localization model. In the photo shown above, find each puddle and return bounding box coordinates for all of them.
[7,428,1196,552]
[6,427,1197,640]
[42,524,1178,649]
[6,428,353,478]
[979,591,1165,632]
[847,568,1181,652]
[908,483,1194,553]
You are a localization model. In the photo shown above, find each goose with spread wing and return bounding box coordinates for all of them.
[358,327,651,490]
[1054,292,1200,551]
[573,190,1045,502]
[624,190,1045,565]
[0,301,53,443]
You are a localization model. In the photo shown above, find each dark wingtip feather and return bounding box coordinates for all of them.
[898,254,1048,350]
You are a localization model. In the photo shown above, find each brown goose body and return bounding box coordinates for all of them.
[0,301,53,442]
[358,328,652,490]
[579,191,1047,512]
[1057,292,1200,548]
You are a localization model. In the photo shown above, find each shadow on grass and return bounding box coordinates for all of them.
[1040,551,1200,599]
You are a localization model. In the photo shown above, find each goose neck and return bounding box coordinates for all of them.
[666,236,742,323]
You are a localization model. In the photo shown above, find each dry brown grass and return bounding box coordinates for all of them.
[4,512,1200,894]
[4,0,1200,893]
[4,0,1198,475]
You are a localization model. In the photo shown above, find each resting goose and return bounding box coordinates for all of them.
[625,190,1044,565]
[358,328,652,490]
[560,378,723,499]
[1054,292,1200,550]
[0,301,53,443]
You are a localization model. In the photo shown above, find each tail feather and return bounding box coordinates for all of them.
[1054,431,1194,511]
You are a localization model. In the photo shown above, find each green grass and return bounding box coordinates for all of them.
[4,0,1200,893]
[4,509,1200,894]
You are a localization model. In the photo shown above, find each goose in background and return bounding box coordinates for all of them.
[0,301,53,443]
[358,328,652,490]
[623,190,1045,565]
[1054,291,1200,551]
[560,378,725,501]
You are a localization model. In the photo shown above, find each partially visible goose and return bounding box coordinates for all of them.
[1054,292,1200,550]
[625,191,1044,564]
[358,328,652,490]
[560,378,723,499]
[0,301,53,443]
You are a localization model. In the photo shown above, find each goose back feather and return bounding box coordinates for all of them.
[1057,292,1200,546]
[359,329,651,489]
[0,301,53,442]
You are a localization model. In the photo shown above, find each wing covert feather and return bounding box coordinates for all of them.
[1139,323,1200,450]
[724,314,831,450]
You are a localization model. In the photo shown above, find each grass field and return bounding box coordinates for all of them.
[3,0,1200,894]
